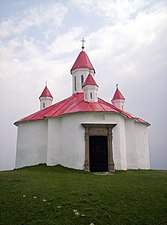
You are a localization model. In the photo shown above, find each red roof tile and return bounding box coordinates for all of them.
[112,88,125,100]
[71,51,95,73]
[39,86,53,98]
[15,93,149,126]
[83,74,99,87]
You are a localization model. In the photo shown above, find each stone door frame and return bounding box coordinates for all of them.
[81,123,116,173]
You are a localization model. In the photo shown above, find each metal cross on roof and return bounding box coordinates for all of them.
[81,38,86,50]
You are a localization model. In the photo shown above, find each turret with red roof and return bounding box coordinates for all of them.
[39,84,53,110]
[70,38,95,94]
[112,84,125,110]
[83,73,99,102]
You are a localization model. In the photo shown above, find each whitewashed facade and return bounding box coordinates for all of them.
[15,112,150,170]
[15,47,150,171]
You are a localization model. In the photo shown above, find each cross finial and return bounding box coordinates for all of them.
[116,83,118,88]
[81,38,86,50]
[45,81,47,87]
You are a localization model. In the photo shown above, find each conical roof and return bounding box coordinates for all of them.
[39,86,53,98]
[112,87,125,100]
[71,51,95,73]
[83,74,99,87]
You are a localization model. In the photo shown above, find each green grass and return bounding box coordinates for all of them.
[0,165,167,225]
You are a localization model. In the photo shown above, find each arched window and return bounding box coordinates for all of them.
[90,92,93,99]
[81,75,84,86]
[43,102,45,108]
[74,76,76,91]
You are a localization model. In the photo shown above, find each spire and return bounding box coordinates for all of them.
[112,84,125,110]
[39,84,53,110]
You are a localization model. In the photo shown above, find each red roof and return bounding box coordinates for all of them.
[83,74,99,87]
[71,51,95,73]
[39,86,53,98]
[112,88,125,100]
[15,93,149,126]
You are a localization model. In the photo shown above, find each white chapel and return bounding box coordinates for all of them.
[15,41,150,172]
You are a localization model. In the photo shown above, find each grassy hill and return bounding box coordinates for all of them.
[0,165,166,225]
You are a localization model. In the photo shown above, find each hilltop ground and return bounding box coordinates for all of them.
[0,165,166,225]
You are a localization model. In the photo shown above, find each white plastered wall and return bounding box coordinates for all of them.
[40,96,53,110]
[47,117,62,166]
[46,113,86,169]
[15,120,48,168]
[47,115,85,169]
[112,99,125,110]
[107,114,127,170]
[83,85,98,102]
[15,111,150,171]
[47,112,127,170]
[135,122,150,169]
[125,119,138,169]
[60,114,85,169]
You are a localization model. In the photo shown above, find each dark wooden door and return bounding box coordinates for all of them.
[89,136,108,172]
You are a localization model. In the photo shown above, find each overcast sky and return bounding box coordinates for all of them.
[0,0,167,171]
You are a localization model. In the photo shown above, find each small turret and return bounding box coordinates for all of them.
[83,74,99,102]
[112,84,125,110]
[39,84,53,110]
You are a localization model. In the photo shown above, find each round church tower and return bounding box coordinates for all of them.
[70,39,95,94]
